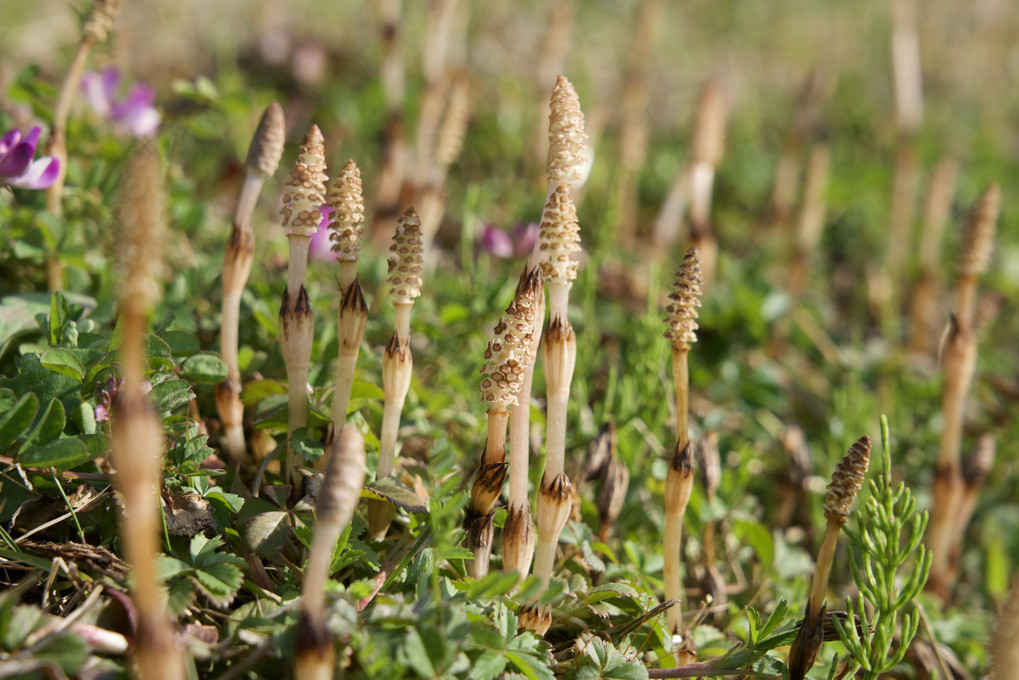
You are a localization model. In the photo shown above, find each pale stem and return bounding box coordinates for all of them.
[807,519,841,615]
[653,167,690,247]
[544,390,570,481]
[221,291,243,385]
[664,509,686,633]
[329,353,358,434]
[531,538,557,592]
[484,409,510,467]
[235,174,265,235]
[302,518,341,619]
[393,301,412,340]
[285,364,310,489]
[286,235,312,302]
[672,347,690,448]
[508,365,538,506]
[338,260,357,296]
[547,282,571,326]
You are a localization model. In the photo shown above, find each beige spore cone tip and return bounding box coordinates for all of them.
[664,248,704,349]
[328,160,366,261]
[546,76,587,186]
[281,125,328,236]
[958,183,1001,278]
[539,186,581,282]
[480,290,539,408]
[246,102,286,179]
[83,0,123,42]
[388,209,424,303]
[824,436,872,523]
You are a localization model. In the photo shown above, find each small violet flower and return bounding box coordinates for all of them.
[81,68,161,138]
[308,205,337,262]
[480,222,538,259]
[0,127,60,190]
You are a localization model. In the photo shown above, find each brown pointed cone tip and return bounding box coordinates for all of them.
[693,82,727,166]
[547,76,587,185]
[519,603,553,636]
[516,263,545,306]
[538,185,581,282]
[246,101,285,179]
[535,472,573,538]
[117,142,165,315]
[388,208,424,303]
[480,281,540,406]
[664,247,704,349]
[958,183,1001,278]
[470,459,507,513]
[328,160,366,261]
[83,0,123,42]
[281,125,328,236]
[824,436,872,523]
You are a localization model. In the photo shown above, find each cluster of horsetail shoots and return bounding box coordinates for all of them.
[504,267,546,576]
[367,209,424,538]
[662,247,703,651]
[295,426,366,680]
[327,160,369,444]
[519,77,586,633]
[467,272,540,577]
[528,186,581,598]
[280,126,328,495]
[788,436,871,680]
[216,101,285,464]
[111,142,184,680]
[927,183,1000,598]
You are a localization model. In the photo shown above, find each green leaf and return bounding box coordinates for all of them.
[362,482,427,514]
[506,650,555,680]
[0,293,51,358]
[401,628,437,678]
[0,353,81,413]
[195,560,244,606]
[47,292,69,347]
[290,428,324,463]
[34,631,91,674]
[472,651,508,680]
[20,438,89,470]
[466,571,522,599]
[244,511,292,557]
[241,379,287,405]
[20,397,66,449]
[69,401,96,435]
[149,378,195,413]
[41,348,84,381]
[0,392,38,449]
[180,353,229,384]
[162,330,201,357]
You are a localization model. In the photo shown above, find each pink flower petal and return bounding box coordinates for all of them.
[8,157,60,189]
[480,224,514,258]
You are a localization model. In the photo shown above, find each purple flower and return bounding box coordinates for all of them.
[308,205,337,261]
[0,127,60,190]
[81,68,160,138]
[480,222,538,259]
